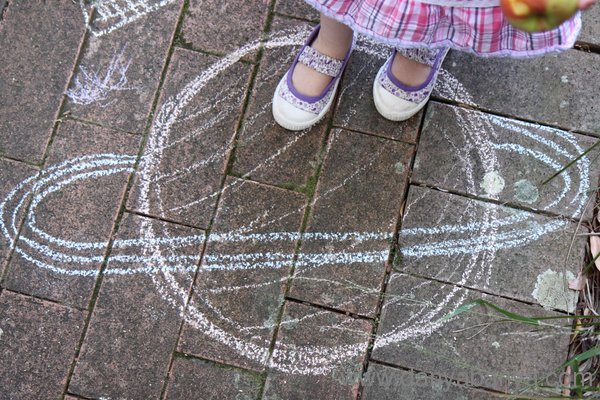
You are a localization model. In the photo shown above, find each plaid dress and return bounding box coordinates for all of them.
[304,0,582,57]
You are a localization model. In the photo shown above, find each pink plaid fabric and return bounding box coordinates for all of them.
[305,0,582,57]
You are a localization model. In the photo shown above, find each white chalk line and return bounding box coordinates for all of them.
[79,0,178,37]
[489,115,590,216]
[145,73,250,185]
[492,143,571,209]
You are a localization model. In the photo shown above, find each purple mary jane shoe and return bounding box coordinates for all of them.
[373,46,449,122]
[272,24,354,131]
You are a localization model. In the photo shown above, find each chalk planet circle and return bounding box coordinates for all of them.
[136,28,588,374]
[0,29,590,375]
[138,30,492,374]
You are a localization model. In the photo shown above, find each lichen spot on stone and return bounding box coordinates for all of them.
[480,171,505,196]
[394,161,405,175]
[532,269,578,313]
[514,179,539,204]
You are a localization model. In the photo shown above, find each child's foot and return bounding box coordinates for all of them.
[291,33,352,97]
[272,24,354,131]
[372,47,449,122]
[390,51,432,87]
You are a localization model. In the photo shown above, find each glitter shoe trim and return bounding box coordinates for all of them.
[395,47,440,67]
[298,46,344,77]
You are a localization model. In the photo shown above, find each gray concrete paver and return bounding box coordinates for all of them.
[398,185,584,312]
[0,0,85,163]
[0,290,86,399]
[178,176,305,371]
[262,301,371,400]
[164,357,262,400]
[362,363,505,399]
[64,0,183,133]
[180,0,269,56]
[0,158,38,277]
[436,49,600,136]
[580,5,600,45]
[289,129,412,317]
[275,0,320,21]
[414,101,600,220]
[2,121,140,308]
[127,47,253,228]
[372,273,571,394]
[69,213,203,399]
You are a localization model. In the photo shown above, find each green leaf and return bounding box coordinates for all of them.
[436,299,541,326]
[558,345,600,370]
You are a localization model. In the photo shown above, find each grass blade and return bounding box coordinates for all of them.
[542,140,600,185]
[436,299,541,326]
[558,345,600,370]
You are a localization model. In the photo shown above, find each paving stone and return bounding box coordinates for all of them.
[0,158,38,278]
[232,17,330,188]
[69,213,203,399]
[289,129,412,317]
[3,121,140,308]
[0,0,85,163]
[178,177,305,371]
[362,363,504,400]
[64,0,183,133]
[436,49,600,136]
[0,290,85,399]
[372,273,571,394]
[580,5,600,45]
[127,47,253,228]
[275,0,319,21]
[414,102,600,220]
[263,301,371,400]
[398,186,584,312]
[181,0,269,55]
[164,357,261,400]
[334,42,422,143]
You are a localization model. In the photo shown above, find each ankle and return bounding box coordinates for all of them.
[315,14,354,60]
[312,31,353,61]
[390,52,432,87]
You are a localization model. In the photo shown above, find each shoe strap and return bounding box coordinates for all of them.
[395,47,446,68]
[298,46,344,77]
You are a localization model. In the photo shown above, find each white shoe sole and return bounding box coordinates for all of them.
[372,64,430,122]
[272,77,339,131]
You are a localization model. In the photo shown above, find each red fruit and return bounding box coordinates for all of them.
[501,0,544,19]
[500,0,578,32]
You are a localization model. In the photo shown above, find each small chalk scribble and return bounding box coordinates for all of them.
[66,45,137,107]
[79,0,178,37]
